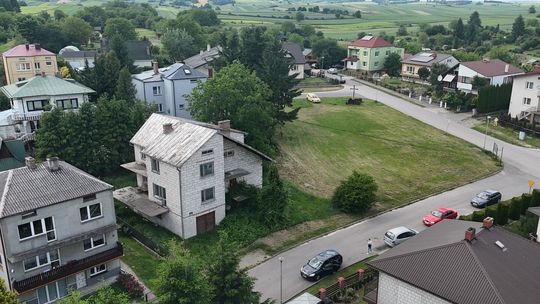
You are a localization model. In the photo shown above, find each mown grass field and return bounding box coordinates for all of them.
[472,122,540,149]
[278,97,499,208]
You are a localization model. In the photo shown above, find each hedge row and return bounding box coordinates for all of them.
[459,189,540,224]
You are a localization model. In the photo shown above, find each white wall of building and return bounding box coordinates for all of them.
[456,65,483,92]
[508,74,540,118]
[289,64,305,79]
[377,272,451,304]
[223,139,263,187]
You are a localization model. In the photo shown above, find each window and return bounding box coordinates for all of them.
[35,62,41,70]
[152,86,162,95]
[523,97,532,105]
[55,98,78,110]
[362,51,368,56]
[90,264,107,277]
[79,203,102,222]
[140,152,146,160]
[190,79,198,83]
[201,149,213,156]
[150,158,160,173]
[16,63,31,71]
[406,66,415,74]
[18,217,55,241]
[224,150,235,158]
[153,184,167,204]
[291,65,298,71]
[17,77,26,82]
[385,50,390,55]
[82,193,96,202]
[157,103,164,112]
[37,280,68,303]
[200,162,214,177]
[179,104,185,110]
[83,234,106,251]
[526,81,534,89]
[375,51,380,56]
[362,62,367,67]
[201,187,215,203]
[23,249,60,271]
[26,100,49,111]
[374,61,379,66]
[46,61,52,66]
[459,76,471,84]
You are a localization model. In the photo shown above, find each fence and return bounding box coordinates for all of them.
[317,268,378,302]
[499,120,540,139]
[117,217,168,257]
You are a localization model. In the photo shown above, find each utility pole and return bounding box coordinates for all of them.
[483,116,491,150]
[350,85,359,99]
[279,256,284,304]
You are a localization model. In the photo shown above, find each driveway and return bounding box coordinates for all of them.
[247,78,540,302]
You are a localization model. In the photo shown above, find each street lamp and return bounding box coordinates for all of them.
[483,115,491,150]
[279,256,284,304]
[321,56,325,72]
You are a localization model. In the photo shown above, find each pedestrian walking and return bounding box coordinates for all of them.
[367,238,373,254]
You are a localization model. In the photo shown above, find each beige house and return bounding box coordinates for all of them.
[2,44,58,85]
[401,52,459,82]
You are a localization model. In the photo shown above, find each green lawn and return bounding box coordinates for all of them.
[119,233,162,292]
[279,97,499,208]
[472,122,540,149]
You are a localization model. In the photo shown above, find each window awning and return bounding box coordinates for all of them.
[121,161,147,177]
[224,168,250,180]
[442,74,456,82]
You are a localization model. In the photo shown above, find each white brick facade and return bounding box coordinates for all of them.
[377,273,451,304]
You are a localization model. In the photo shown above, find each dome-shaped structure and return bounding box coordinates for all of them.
[59,45,80,56]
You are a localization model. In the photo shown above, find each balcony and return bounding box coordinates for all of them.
[11,112,42,121]
[13,243,123,293]
[114,187,169,217]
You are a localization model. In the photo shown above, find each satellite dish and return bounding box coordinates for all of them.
[437,75,443,82]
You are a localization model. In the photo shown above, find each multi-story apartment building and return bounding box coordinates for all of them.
[507,71,540,122]
[343,35,404,73]
[0,157,122,303]
[117,114,272,239]
[2,44,58,85]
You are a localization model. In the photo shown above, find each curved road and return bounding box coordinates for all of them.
[246,76,540,303]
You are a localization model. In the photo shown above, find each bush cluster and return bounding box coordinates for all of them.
[331,171,378,214]
[117,272,144,298]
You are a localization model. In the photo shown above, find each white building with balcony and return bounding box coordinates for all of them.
[508,71,540,122]
[456,59,523,94]
[0,75,94,139]
[115,114,272,239]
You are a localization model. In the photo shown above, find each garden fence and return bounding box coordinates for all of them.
[117,217,168,257]
[317,267,378,301]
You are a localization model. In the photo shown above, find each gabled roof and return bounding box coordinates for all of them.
[283,42,307,65]
[61,50,98,59]
[460,59,523,77]
[125,40,152,61]
[0,76,95,99]
[184,46,222,69]
[402,52,458,68]
[132,63,207,82]
[369,220,540,304]
[131,114,271,167]
[350,36,393,48]
[2,44,56,58]
[0,161,112,218]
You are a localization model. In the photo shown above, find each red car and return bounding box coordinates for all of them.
[423,207,458,226]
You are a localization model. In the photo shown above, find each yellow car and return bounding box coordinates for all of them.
[306,93,321,103]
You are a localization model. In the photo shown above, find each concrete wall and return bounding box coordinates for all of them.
[132,79,166,113]
[164,78,206,119]
[3,55,58,85]
[508,74,540,118]
[223,139,263,188]
[377,272,451,304]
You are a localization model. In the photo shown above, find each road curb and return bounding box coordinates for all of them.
[351,78,426,108]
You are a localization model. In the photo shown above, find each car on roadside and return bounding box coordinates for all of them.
[306,93,321,103]
[327,67,338,74]
[300,250,343,281]
[471,190,501,208]
[423,207,458,226]
[384,227,418,247]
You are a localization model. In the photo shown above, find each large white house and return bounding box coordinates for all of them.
[116,114,272,239]
[456,59,523,94]
[507,71,540,122]
[132,62,207,119]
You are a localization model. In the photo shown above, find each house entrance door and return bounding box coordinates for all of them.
[196,211,215,235]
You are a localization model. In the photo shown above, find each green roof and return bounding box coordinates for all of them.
[0,76,95,99]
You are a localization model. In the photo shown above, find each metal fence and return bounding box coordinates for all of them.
[117,217,168,257]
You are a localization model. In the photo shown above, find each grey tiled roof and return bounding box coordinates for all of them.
[184,46,221,69]
[0,161,112,218]
[283,42,307,65]
[369,220,540,304]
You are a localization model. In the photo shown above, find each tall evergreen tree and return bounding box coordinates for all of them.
[239,26,269,70]
[115,67,137,103]
[258,165,288,227]
[453,18,464,39]
[109,35,133,69]
[511,15,525,42]
[468,11,481,28]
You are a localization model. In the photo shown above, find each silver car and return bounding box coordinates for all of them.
[384,227,418,247]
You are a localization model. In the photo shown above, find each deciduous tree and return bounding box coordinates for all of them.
[417,66,430,81]
[161,28,197,61]
[383,53,402,76]
[62,16,93,46]
[104,17,137,40]
[0,278,18,304]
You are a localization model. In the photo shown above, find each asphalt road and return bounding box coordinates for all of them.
[247,76,540,303]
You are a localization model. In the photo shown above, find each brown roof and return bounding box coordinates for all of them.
[511,70,540,79]
[342,56,358,62]
[350,36,392,48]
[460,59,523,77]
[3,44,56,58]
[369,220,540,304]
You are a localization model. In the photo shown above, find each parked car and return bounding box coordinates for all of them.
[327,67,338,74]
[384,227,418,247]
[306,93,321,103]
[471,190,501,208]
[423,207,458,226]
[300,250,343,281]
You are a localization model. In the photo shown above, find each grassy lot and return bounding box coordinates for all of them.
[472,122,540,149]
[135,28,162,47]
[278,97,499,208]
[119,233,162,292]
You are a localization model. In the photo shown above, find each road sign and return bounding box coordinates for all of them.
[529,180,535,188]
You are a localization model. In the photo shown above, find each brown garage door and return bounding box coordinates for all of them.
[196,211,215,235]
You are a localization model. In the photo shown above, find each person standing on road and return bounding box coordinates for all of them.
[367,238,373,254]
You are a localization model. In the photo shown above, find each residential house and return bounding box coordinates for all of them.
[125,41,153,68]
[283,42,307,79]
[0,157,122,303]
[0,75,95,137]
[183,45,222,77]
[457,59,523,94]
[132,62,207,119]
[2,44,58,85]
[116,114,272,239]
[303,48,315,73]
[60,51,98,70]
[507,71,540,122]
[364,218,540,304]
[401,52,459,82]
[343,36,404,73]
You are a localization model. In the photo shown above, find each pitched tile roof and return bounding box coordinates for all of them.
[350,36,392,48]
[60,50,98,59]
[460,59,523,77]
[283,42,307,65]
[369,219,540,304]
[132,63,206,82]
[2,44,56,58]
[402,52,458,68]
[0,161,112,218]
[0,76,95,99]
[184,46,222,69]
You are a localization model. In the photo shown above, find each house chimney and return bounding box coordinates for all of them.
[35,43,41,50]
[483,217,494,230]
[25,157,36,170]
[46,157,60,172]
[482,57,490,63]
[25,44,29,50]
[162,123,173,134]
[152,61,159,75]
[218,120,230,136]
[41,71,46,77]
[504,64,509,73]
[464,227,476,242]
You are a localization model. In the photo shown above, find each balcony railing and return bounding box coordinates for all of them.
[13,243,123,293]
[11,112,42,121]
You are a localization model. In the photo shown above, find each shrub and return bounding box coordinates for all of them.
[485,205,498,221]
[521,193,531,215]
[496,202,509,225]
[531,189,540,207]
[331,171,378,214]
[459,214,472,221]
[117,272,144,298]
[508,197,522,220]
[471,210,486,222]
